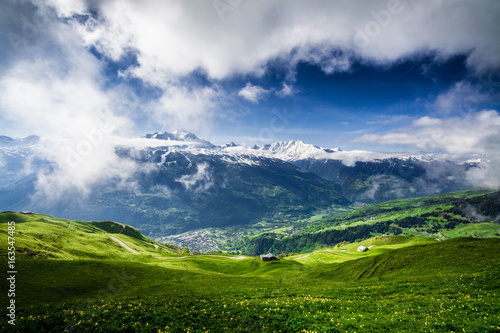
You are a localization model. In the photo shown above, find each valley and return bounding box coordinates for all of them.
[0,132,483,242]
[0,210,499,332]
[1,133,499,332]
[161,189,500,254]
[1,2,499,331]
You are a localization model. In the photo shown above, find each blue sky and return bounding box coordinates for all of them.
[0,0,499,155]
[210,54,478,148]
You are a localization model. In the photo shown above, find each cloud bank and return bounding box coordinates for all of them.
[354,111,500,188]
[3,0,499,134]
[0,4,142,199]
[354,111,500,155]
[65,0,500,81]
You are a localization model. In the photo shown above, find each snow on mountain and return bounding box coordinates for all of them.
[255,140,341,161]
[0,135,39,147]
[142,132,341,162]
[141,131,468,165]
[0,135,15,146]
[147,132,427,166]
[143,131,215,148]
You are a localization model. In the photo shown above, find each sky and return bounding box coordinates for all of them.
[0,0,499,193]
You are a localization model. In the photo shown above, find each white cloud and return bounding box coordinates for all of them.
[309,150,431,167]
[48,0,500,85]
[238,83,269,103]
[45,0,86,17]
[23,0,500,138]
[466,158,500,189]
[354,110,500,188]
[367,115,413,125]
[32,136,149,200]
[354,110,500,155]
[0,4,145,199]
[150,86,223,131]
[318,55,351,74]
[432,81,491,115]
[176,162,214,191]
[412,116,442,127]
[276,83,294,97]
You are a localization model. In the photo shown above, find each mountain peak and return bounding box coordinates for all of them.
[143,131,214,147]
[0,135,39,147]
[171,130,201,141]
[0,135,15,146]
[257,139,339,161]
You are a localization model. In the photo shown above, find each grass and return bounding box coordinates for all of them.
[1,212,499,332]
[442,222,500,238]
[290,236,437,265]
[0,212,177,261]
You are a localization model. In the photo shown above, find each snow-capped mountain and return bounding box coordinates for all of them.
[0,135,41,187]
[224,142,239,148]
[137,131,481,204]
[143,130,215,148]
[141,131,444,165]
[0,135,39,147]
[254,140,341,161]
[0,135,15,146]
[142,132,343,162]
[0,130,485,237]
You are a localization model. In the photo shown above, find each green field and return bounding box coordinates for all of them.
[1,212,499,332]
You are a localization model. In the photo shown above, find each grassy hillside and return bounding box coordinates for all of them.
[0,212,178,260]
[0,211,499,332]
[231,189,500,255]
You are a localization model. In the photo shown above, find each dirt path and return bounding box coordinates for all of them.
[294,249,347,260]
[108,236,140,254]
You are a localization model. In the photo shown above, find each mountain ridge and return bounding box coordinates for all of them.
[0,130,492,240]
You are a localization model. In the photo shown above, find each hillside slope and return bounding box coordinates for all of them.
[1,232,498,332]
[0,212,178,260]
[0,149,349,237]
[232,190,500,255]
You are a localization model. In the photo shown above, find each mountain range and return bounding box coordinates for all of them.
[0,131,485,238]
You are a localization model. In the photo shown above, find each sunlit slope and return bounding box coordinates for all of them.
[307,237,500,282]
[0,212,178,260]
[1,220,498,333]
[237,190,500,255]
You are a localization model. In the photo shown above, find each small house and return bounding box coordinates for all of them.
[260,253,279,261]
[20,211,33,215]
[357,245,368,253]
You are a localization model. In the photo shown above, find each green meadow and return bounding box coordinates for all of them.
[1,212,499,332]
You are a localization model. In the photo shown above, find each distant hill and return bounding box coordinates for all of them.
[293,157,478,203]
[0,212,178,260]
[0,151,349,237]
[230,190,500,255]
[0,131,490,239]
